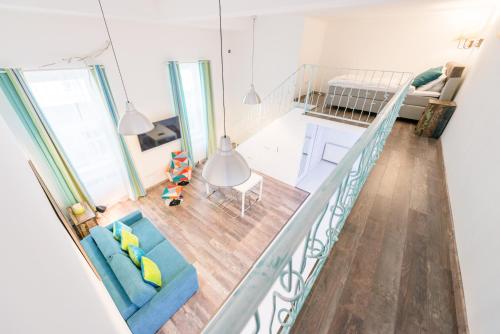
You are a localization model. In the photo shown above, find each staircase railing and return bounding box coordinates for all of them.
[203,65,413,333]
[233,64,307,143]
[234,64,412,143]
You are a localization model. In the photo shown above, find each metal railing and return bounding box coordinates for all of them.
[232,65,307,143]
[300,65,412,126]
[234,65,412,144]
[204,65,412,334]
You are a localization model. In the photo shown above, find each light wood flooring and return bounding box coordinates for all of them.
[99,167,308,333]
[291,120,466,334]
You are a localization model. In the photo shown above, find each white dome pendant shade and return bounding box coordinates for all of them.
[243,16,261,105]
[118,102,154,135]
[98,0,153,136]
[243,84,261,105]
[202,0,251,187]
[202,136,250,187]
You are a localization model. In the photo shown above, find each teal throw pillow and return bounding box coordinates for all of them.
[412,67,443,88]
[113,221,132,241]
[128,245,145,267]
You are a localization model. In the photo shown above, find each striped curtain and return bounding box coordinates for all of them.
[0,68,93,208]
[167,61,194,164]
[90,65,146,199]
[198,60,217,156]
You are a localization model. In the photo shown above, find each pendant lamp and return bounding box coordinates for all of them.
[243,16,261,105]
[97,0,154,135]
[202,0,251,187]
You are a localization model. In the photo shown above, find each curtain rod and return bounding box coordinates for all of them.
[22,66,98,72]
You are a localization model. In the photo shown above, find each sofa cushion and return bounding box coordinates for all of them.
[90,226,122,259]
[145,240,189,285]
[81,236,138,319]
[109,253,157,308]
[129,219,165,253]
[126,265,199,334]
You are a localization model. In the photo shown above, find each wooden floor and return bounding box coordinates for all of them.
[298,92,377,125]
[292,120,464,334]
[100,167,308,333]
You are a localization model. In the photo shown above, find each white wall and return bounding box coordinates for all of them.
[0,115,130,334]
[441,16,500,334]
[0,9,224,190]
[221,15,307,143]
[299,17,328,65]
[0,9,308,192]
[316,5,494,74]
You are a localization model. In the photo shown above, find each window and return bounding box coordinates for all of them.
[179,63,208,163]
[23,69,129,206]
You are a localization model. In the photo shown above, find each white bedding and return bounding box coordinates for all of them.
[327,74,405,93]
[327,75,443,98]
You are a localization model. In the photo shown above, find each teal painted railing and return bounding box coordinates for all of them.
[204,66,412,333]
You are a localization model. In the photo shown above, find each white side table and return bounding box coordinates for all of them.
[232,172,263,217]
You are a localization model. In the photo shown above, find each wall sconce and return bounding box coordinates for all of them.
[457,38,484,49]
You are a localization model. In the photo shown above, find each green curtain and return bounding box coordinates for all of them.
[167,61,194,164]
[90,65,146,199]
[0,68,93,207]
[198,60,217,156]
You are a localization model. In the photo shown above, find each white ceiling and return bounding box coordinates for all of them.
[0,0,496,24]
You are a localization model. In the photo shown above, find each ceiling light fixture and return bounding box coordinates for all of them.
[243,16,261,105]
[202,0,251,187]
[97,0,154,135]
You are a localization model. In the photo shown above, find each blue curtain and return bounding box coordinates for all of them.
[198,60,217,156]
[90,65,146,199]
[167,61,194,164]
[0,68,94,208]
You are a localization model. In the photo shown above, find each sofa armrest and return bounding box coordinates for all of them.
[126,265,199,334]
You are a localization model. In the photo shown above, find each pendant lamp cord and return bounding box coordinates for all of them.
[251,16,256,85]
[218,0,227,137]
[97,0,130,103]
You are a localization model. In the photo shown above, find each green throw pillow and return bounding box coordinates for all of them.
[412,67,443,88]
[141,256,162,288]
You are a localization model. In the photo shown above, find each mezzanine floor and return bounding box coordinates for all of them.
[292,120,466,334]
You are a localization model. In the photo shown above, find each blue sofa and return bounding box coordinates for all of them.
[81,210,199,334]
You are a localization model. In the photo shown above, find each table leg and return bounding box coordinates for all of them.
[241,192,245,217]
[205,182,210,196]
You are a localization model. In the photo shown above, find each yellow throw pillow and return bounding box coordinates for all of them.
[120,229,139,251]
[141,256,162,288]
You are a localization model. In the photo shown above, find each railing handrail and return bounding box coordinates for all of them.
[261,64,305,101]
[203,74,413,333]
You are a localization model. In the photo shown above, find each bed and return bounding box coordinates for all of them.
[323,62,465,121]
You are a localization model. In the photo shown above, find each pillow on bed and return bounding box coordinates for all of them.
[412,67,443,88]
[417,74,446,92]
